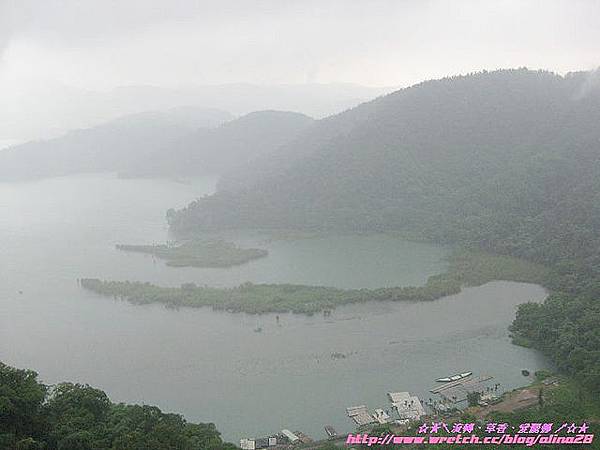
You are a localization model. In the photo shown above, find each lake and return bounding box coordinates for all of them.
[0,173,549,442]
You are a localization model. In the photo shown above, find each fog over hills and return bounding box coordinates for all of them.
[0,107,232,181]
[171,69,600,268]
[127,110,314,178]
[4,1,600,447]
[0,107,316,182]
[0,82,390,146]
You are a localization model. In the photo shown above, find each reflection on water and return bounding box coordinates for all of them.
[0,174,549,441]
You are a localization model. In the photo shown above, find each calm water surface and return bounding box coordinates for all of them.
[0,174,549,441]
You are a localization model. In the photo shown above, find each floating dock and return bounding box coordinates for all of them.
[388,392,425,420]
[430,374,492,394]
[373,408,391,424]
[346,405,375,426]
[430,375,494,404]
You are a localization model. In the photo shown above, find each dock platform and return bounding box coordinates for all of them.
[430,375,494,404]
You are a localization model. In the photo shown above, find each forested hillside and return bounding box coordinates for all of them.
[170,69,600,278]
[169,69,600,392]
[0,362,235,450]
[171,70,600,240]
[129,110,314,178]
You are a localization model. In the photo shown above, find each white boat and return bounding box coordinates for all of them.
[436,371,472,383]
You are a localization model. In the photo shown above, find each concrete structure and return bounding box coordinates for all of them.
[241,435,278,449]
[254,438,269,449]
[240,438,256,450]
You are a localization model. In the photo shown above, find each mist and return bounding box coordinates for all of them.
[1,0,599,144]
[2,1,600,448]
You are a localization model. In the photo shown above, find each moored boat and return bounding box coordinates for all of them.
[436,371,472,383]
[324,425,337,439]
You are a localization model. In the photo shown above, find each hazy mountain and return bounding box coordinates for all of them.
[0,107,232,181]
[128,110,314,178]
[215,103,373,194]
[170,69,600,267]
[0,82,391,146]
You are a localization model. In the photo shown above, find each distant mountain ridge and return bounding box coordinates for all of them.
[0,108,316,181]
[127,110,314,178]
[1,82,391,145]
[0,107,232,181]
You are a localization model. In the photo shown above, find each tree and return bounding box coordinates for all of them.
[1,361,235,450]
[467,391,481,407]
[0,362,46,443]
[57,431,94,450]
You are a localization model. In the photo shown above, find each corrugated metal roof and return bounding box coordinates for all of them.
[281,429,299,442]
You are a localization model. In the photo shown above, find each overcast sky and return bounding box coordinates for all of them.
[2,0,599,89]
[1,0,599,145]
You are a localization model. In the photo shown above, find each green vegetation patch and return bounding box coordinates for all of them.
[444,250,550,287]
[82,249,549,315]
[485,377,600,437]
[0,361,235,450]
[511,293,600,393]
[116,239,268,268]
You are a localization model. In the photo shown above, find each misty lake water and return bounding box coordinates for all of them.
[0,173,549,441]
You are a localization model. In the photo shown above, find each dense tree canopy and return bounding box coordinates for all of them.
[511,294,600,393]
[0,362,235,450]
